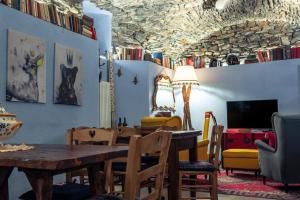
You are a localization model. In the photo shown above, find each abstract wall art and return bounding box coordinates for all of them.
[54,43,83,106]
[6,30,46,103]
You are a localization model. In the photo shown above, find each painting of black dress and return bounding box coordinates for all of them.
[54,43,83,106]
[6,30,46,103]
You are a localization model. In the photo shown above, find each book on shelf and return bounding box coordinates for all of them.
[118,48,144,60]
[181,56,205,68]
[162,56,175,69]
[1,0,96,40]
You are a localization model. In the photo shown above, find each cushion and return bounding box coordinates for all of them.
[112,162,127,171]
[95,194,123,200]
[222,149,258,158]
[112,158,158,172]
[179,161,217,172]
[19,183,90,200]
[141,155,159,165]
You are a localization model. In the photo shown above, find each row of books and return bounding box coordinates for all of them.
[118,48,144,60]
[82,15,97,40]
[183,56,206,68]
[1,0,97,40]
[256,47,300,62]
[162,56,175,69]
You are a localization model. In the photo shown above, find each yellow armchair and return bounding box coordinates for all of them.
[179,139,209,161]
[141,116,182,130]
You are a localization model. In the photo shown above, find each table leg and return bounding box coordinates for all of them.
[0,167,13,200]
[168,140,179,200]
[189,137,198,198]
[23,169,53,200]
[88,165,105,196]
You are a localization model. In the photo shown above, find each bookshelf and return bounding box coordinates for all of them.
[0,0,96,39]
[256,46,300,62]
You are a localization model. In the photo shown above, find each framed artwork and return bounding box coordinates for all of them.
[6,29,46,103]
[54,43,83,106]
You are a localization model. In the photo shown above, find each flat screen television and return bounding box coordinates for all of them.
[227,99,278,129]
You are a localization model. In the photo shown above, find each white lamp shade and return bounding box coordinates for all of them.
[172,65,199,86]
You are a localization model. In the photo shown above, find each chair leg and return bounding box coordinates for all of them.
[80,174,84,184]
[263,176,266,185]
[226,169,228,176]
[66,172,72,183]
[178,171,183,200]
[211,172,218,200]
[285,184,289,193]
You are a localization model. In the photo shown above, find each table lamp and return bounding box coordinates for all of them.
[172,65,199,130]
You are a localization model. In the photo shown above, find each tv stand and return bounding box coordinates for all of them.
[251,128,273,133]
[223,129,276,150]
[227,128,273,134]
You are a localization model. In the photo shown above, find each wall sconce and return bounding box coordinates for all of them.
[133,74,138,85]
[117,67,123,77]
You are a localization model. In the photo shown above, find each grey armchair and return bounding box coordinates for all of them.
[255,112,300,192]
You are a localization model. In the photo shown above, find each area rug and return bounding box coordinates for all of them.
[199,170,300,199]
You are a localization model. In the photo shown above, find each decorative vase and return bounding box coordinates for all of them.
[0,104,22,143]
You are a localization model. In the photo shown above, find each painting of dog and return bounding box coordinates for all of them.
[6,30,46,103]
[54,43,83,106]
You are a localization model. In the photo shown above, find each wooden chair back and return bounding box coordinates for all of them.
[67,127,116,146]
[124,130,172,200]
[66,127,116,184]
[208,125,224,168]
[114,127,141,145]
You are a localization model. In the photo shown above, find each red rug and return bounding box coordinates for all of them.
[207,170,300,199]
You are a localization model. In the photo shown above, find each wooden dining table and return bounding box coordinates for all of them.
[0,144,128,200]
[168,130,202,200]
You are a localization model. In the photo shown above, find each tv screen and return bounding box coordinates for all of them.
[227,99,278,129]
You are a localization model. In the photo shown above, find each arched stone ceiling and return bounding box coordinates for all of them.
[90,0,300,58]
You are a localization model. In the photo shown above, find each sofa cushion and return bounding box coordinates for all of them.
[19,183,90,200]
[223,149,258,158]
[179,161,217,172]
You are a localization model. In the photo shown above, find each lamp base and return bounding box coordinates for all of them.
[182,84,193,130]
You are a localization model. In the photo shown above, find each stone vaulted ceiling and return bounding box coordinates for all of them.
[90,0,300,59]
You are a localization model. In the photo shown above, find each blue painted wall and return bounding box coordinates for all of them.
[83,1,112,55]
[0,5,99,199]
[114,61,174,126]
[114,61,150,127]
[83,1,113,82]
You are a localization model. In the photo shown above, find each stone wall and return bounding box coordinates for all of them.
[91,0,300,59]
[186,20,300,60]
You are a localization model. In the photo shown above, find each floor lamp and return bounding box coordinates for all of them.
[172,65,199,130]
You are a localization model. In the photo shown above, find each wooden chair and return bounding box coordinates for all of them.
[107,127,141,193]
[178,125,224,200]
[66,127,116,185]
[95,130,172,200]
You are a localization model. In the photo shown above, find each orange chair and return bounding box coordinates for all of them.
[179,112,217,161]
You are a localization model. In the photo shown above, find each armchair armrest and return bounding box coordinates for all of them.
[198,139,209,147]
[255,140,275,153]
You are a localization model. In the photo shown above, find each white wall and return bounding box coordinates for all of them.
[175,59,300,131]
